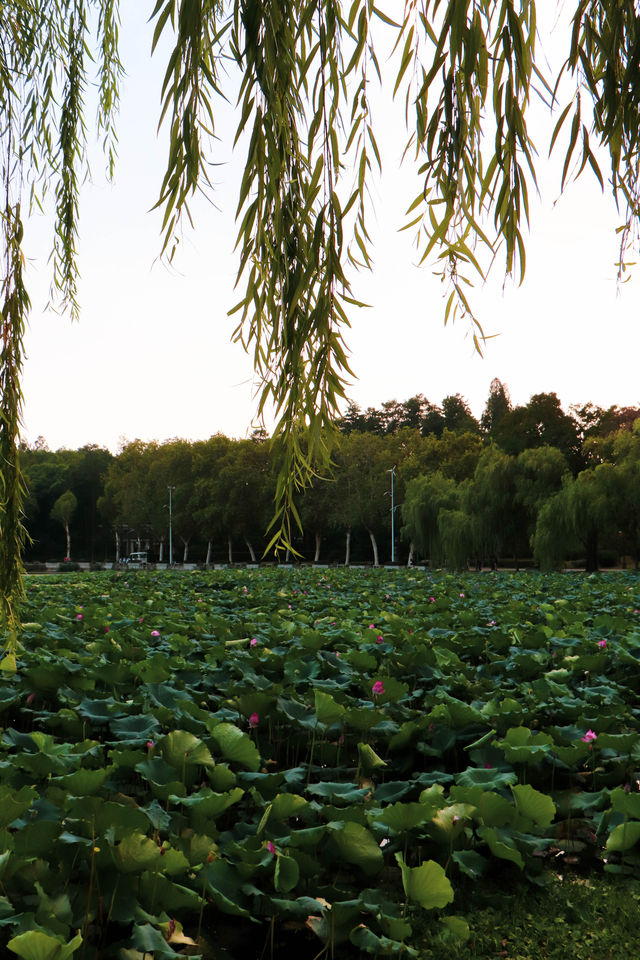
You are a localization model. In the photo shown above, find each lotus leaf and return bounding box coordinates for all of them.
[328,821,384,876]
[395,853,454,909]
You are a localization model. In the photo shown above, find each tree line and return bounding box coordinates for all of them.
[20,381,640,571]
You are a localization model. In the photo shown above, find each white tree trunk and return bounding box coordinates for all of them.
[228,535,233,564]
[182,539,190,563]
[205,540,212,566]
[115,530,120,563]
[344,529,351,566]
[368,528,379,567]
[244,536,257,563]
[407,541,414,567]
[158,538,164,562]
[314,531,322,563]
[65,523,71,560]
[285,547,290,562]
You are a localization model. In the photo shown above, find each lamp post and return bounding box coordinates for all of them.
[168,485,175,566]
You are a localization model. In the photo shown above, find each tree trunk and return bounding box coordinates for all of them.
[407,541,414,567]
[115,530,120,563]
[285,548,290,562]
[158,538,164,562]
[314,531,321,563]
[205,540,212,566]
[65,523,71,560]
[228,535,233,564]
[182,539,190,563]
[244,536,257,563]
[368,528,379,567]
[344,529,351,566]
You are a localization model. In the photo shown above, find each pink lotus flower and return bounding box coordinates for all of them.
[26,693,35,705]
[76,613,83,620]
[369,624,375,629]
[376,635,384,644]
[372,681,385,697]
[581,729,597,743]
[266,841,276,855]
[250,638,258,647]
[429,597,435,603]
[151,630,160,637]
[146,740,155,750]
[249,712,259,728]
[597,639,607,649]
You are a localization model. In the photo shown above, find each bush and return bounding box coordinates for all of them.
[24,562,46,573]
[57,561,81,572]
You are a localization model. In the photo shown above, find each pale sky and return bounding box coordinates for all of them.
[20,5,639,452]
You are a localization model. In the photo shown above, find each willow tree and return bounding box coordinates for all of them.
[0,0,120,661]
[4,1,640,637]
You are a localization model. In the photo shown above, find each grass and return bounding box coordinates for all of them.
[417,868,640,959]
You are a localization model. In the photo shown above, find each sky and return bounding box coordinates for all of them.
[19,4,640,452]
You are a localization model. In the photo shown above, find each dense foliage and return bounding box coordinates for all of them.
[1,568,640,958]
[21,387,640,569]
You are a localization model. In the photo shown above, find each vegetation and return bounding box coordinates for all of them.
[1,567,640,958]
[19,386,640,570]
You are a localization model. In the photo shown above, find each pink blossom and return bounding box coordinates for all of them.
[249,712,259,728]
[26,693,35,705]
[581,729,597,743]
[266,841,276,855]
[376,635,384,644]
[146,740,155,750]
[459,593,465,598]
[104,626,109,633]
[597,639,607,649]
[372,681,385,697]
[369,624,375,629]
[429,597,435,603]
[484,762,492,769]
[250,638,258,647]
[76,613,83,621]
[151,630,160,637]
[139,617,144,623]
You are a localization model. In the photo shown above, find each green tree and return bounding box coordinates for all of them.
[50,490,78,560]
[401,472,460,567]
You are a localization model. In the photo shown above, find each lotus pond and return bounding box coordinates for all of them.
[1,567,640,959]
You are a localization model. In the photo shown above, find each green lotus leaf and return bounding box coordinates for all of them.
[109,714,160,742]
[349,924,417,956]
[314,689,345,725]
[138,873,203,911]
[161,730,215,769]
[112,833,162,873]
[357,742,387,773]
[374,801,439,833]
[58,767,114,797]
[274,853,300,893]
[455,767,517,791]
[211,723,260,772]
[131,923,181,959]
[606,821,640,852]
[7,930,82,960]
[395,852,454,910]
[610,788,640,819]
[511,784,556,828]
[439,915,470,943]
[269,793,308,821]
[0,786,36,829]
[452,849,490,879]
[306,782,370,804]
[328,822,383,876]
[477,826,524,869]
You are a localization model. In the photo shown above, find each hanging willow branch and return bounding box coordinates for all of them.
[0,0,122,655]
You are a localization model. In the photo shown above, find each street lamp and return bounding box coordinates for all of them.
[168,485,175,566]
